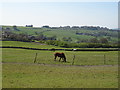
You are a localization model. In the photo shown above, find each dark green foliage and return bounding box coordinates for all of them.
[99,38,108,44]
[42,40,118,48]
[62,37,72,42]
[42,25,50,28]
[13,25,20,31]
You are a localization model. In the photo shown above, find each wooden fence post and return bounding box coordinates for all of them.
[34,53,38,63]
[72,55,75,65]
[104,54,106,65]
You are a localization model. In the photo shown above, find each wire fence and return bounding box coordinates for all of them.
[3,49,118,66]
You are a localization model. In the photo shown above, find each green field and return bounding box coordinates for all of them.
[2,41,118,88]
[1,41,62,49]
[2,25,118,43]
[3,63,118,88]
[2,48,118,65]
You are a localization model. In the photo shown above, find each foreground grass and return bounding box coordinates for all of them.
[2,47,118,88]
[2,63,118,88]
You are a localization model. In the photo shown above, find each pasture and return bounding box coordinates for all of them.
[2,41,119,88]
[1,41,62,49]
[2,48,118,65]
[3,63,118,88]
[2,48,118,88]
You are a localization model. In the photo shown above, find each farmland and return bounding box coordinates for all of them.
[1,1,119,88]
[2,25,119,44]
[2,41,118,88]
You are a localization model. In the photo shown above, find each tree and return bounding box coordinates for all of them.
[13,25,19,31]
[35,34,46,40]
[99,38,108,44]
[89,38,99,43]
[42,25,50,28]
[62,37,72,42]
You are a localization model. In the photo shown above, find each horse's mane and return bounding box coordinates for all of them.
[55,52,64,55]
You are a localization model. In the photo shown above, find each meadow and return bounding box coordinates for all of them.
[2,41,119,88]
[2,48,118,65]
[3,63,118,88]
[1,41,62,49]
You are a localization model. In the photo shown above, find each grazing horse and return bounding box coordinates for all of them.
[54,52,66,62]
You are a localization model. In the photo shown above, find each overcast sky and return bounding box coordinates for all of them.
[1,0,118,29]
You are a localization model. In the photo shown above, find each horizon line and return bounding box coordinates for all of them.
[1,24,115,29]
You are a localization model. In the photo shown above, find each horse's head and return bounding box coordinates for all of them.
[64,57,67,62]
[62,53,66,62]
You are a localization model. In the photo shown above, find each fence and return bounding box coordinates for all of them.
[2,48,118,66]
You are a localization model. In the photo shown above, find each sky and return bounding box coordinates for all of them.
[0,0,118,29]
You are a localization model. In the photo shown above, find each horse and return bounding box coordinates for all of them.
[54,52,66,62]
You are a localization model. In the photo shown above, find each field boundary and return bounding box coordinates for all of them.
[2,62,118,67]
[1,46,119,51]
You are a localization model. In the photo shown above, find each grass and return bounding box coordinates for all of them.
[2,41,118,65]
[43,29,95,41]
[2,48,118,65]
[2,63,118,88]
[2,41,118,88]
[1,41,119,51]
[1,41,62,49]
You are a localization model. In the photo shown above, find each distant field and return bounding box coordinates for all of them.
[1,41,119,51]
[2,25,118,43]
[1,41,62,49]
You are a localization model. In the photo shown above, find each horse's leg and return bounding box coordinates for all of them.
[59,57,61,62]
[62,58,66,62]
[54,56,57,61]
[64,59,66,62]
[61,58,64,62]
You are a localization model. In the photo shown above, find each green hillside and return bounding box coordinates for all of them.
[2,25,118,44]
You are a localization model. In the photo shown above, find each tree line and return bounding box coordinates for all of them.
[40,40,119,48]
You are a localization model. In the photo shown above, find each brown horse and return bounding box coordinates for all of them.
[54,52,66,62]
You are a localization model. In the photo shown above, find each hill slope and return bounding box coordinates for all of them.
[2,25,118,44]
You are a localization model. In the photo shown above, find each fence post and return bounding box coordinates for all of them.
[72,55,75,65]
[104,54,106,65]
[34,53,38,63]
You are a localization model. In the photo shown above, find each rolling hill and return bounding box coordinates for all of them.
[2,25,118,44]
